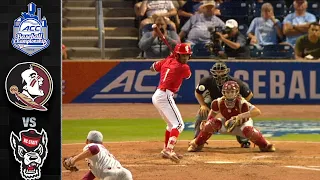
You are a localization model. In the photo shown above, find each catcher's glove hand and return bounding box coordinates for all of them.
[63,157,79,172]
[225,116,241,132]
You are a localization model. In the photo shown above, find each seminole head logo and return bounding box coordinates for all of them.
[5,62,53,111]
[10,129,48,180]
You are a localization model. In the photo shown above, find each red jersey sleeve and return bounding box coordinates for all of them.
[241,102,249,113]
[153,59,166,72]
[182,65,191,79]
[211,100,220,112]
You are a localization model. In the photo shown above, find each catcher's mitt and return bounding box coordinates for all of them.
[225,116,241,132]
[63,157,79,172]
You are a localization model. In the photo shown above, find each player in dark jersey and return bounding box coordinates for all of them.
[193,61,253,148]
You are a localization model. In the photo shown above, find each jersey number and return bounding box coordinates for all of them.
[163,69,170,82]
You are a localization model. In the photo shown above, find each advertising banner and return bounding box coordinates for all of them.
[63,61,320,104]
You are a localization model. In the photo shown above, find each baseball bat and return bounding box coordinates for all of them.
[152,24,175,55]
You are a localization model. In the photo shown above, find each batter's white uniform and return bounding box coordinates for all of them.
[83,143,133,180]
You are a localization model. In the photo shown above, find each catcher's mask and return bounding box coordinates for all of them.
[210,61,230,86]
[222,81,240,109]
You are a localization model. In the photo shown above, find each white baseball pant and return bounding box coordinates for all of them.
[152,89,185,133]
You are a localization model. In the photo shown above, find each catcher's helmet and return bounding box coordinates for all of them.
[222,81,240,108]
[174,43,192,55]
[210,61,230,86]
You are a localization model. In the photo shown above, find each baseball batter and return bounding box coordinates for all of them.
[188,81,276,152]
[63,131,133,180]
[151,43,192,163]
[193,61,253,148]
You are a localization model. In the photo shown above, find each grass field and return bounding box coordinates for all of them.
[63,118,320,143]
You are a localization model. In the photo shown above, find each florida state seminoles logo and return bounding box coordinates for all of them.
[10,129,48,180]
[5,62,53,111]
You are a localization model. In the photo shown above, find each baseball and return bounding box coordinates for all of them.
[198,85,205,91]
[152,24,157,29]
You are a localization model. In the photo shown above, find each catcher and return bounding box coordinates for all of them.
[193,61,253,148]
[63,130,133,180]
[188,81,276,152]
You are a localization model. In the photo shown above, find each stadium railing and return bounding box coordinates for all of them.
[96,0,105,59]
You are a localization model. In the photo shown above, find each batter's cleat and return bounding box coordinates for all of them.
[161,149,181,163]
[259,144,276,152]
[187,139,204,152]
[241,142,251,148]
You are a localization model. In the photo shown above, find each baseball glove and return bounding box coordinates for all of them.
[63,157,79,172]
[225,116,241,132]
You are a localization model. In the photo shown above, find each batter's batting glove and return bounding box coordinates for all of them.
[63,157,79,172]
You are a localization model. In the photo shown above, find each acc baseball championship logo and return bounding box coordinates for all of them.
[5,62,53,111]
[10,128,48,180]
[11,2,50,56]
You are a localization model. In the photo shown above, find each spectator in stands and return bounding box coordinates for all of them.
[283,0,317,46]
[295,22,320,60]
[247,3,283,48]
[62,44,68,60]
[138,16,180,58]
[217,19,250,58]
[138,0,178,32]
[178,0,203,29]
[179,0,225,45]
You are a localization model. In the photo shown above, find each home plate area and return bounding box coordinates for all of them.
[62,140,320,180]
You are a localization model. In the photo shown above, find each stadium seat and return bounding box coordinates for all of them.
[219,2,252,23]
[249,45,261,58]
[272,2,287,19]
[238,24,248,35]
[307,2,320,18]
[252,2,264,18]
[191,43,212,58]
[260,45,294,59]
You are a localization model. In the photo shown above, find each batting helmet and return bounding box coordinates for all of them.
[174,43,192,55]
[210,61,230,86]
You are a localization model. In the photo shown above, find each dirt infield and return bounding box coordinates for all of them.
[62,104,320,180]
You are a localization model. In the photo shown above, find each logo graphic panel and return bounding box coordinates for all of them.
[11,2,50,56]
[10,128,48,180]
[5,62,53,111]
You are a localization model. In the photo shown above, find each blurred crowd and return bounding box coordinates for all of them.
[135,0,320,60]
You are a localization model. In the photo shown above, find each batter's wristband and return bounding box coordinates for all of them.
[238,112,251,120]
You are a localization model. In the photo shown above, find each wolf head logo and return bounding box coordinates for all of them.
[10,129,48,180]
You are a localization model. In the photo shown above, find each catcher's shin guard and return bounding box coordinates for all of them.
[242,126,275,152]
[187,138,204,152]
[191,117,222,150]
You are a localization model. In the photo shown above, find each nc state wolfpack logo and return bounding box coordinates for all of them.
[5,62,53,111]
[10,129,48,180]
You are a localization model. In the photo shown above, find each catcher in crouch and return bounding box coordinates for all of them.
[188,81,276,152]
[63,130,133,180]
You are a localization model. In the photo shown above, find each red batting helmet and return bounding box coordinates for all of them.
[222,81,240,108]
[174,43,192,55]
